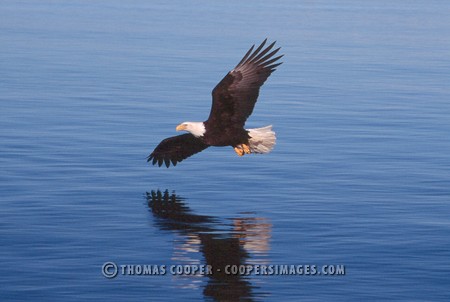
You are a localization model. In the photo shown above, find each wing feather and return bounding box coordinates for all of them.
[250,41,276,63]
[235,44,255,67]
[208,40,283,128]
[260,55,284,67]
[245,39,267,62]
[148,134,209,168]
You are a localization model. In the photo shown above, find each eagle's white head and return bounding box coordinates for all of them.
[176,122,206,138]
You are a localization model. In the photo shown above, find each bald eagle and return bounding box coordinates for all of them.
[148,39,283,167]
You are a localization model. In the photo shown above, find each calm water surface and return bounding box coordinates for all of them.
[1,1,450,301]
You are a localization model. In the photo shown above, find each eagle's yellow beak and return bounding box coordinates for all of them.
[176,124,187,131]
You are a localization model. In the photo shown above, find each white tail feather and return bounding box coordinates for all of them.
[247,125,276,154]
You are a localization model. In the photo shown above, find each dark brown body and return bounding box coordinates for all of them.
[203,121,250,147]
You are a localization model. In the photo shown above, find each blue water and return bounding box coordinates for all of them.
[1,1,450,301]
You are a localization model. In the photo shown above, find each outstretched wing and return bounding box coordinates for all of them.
[148,134,209,168]
[207,39,283,129]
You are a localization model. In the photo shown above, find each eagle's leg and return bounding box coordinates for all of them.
[241,143,251,154]
[234,146,245,156]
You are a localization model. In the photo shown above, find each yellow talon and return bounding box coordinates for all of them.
[242,143,251,154]
[234,146,245,156]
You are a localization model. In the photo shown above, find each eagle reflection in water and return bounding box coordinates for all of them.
[146,190,272,301]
